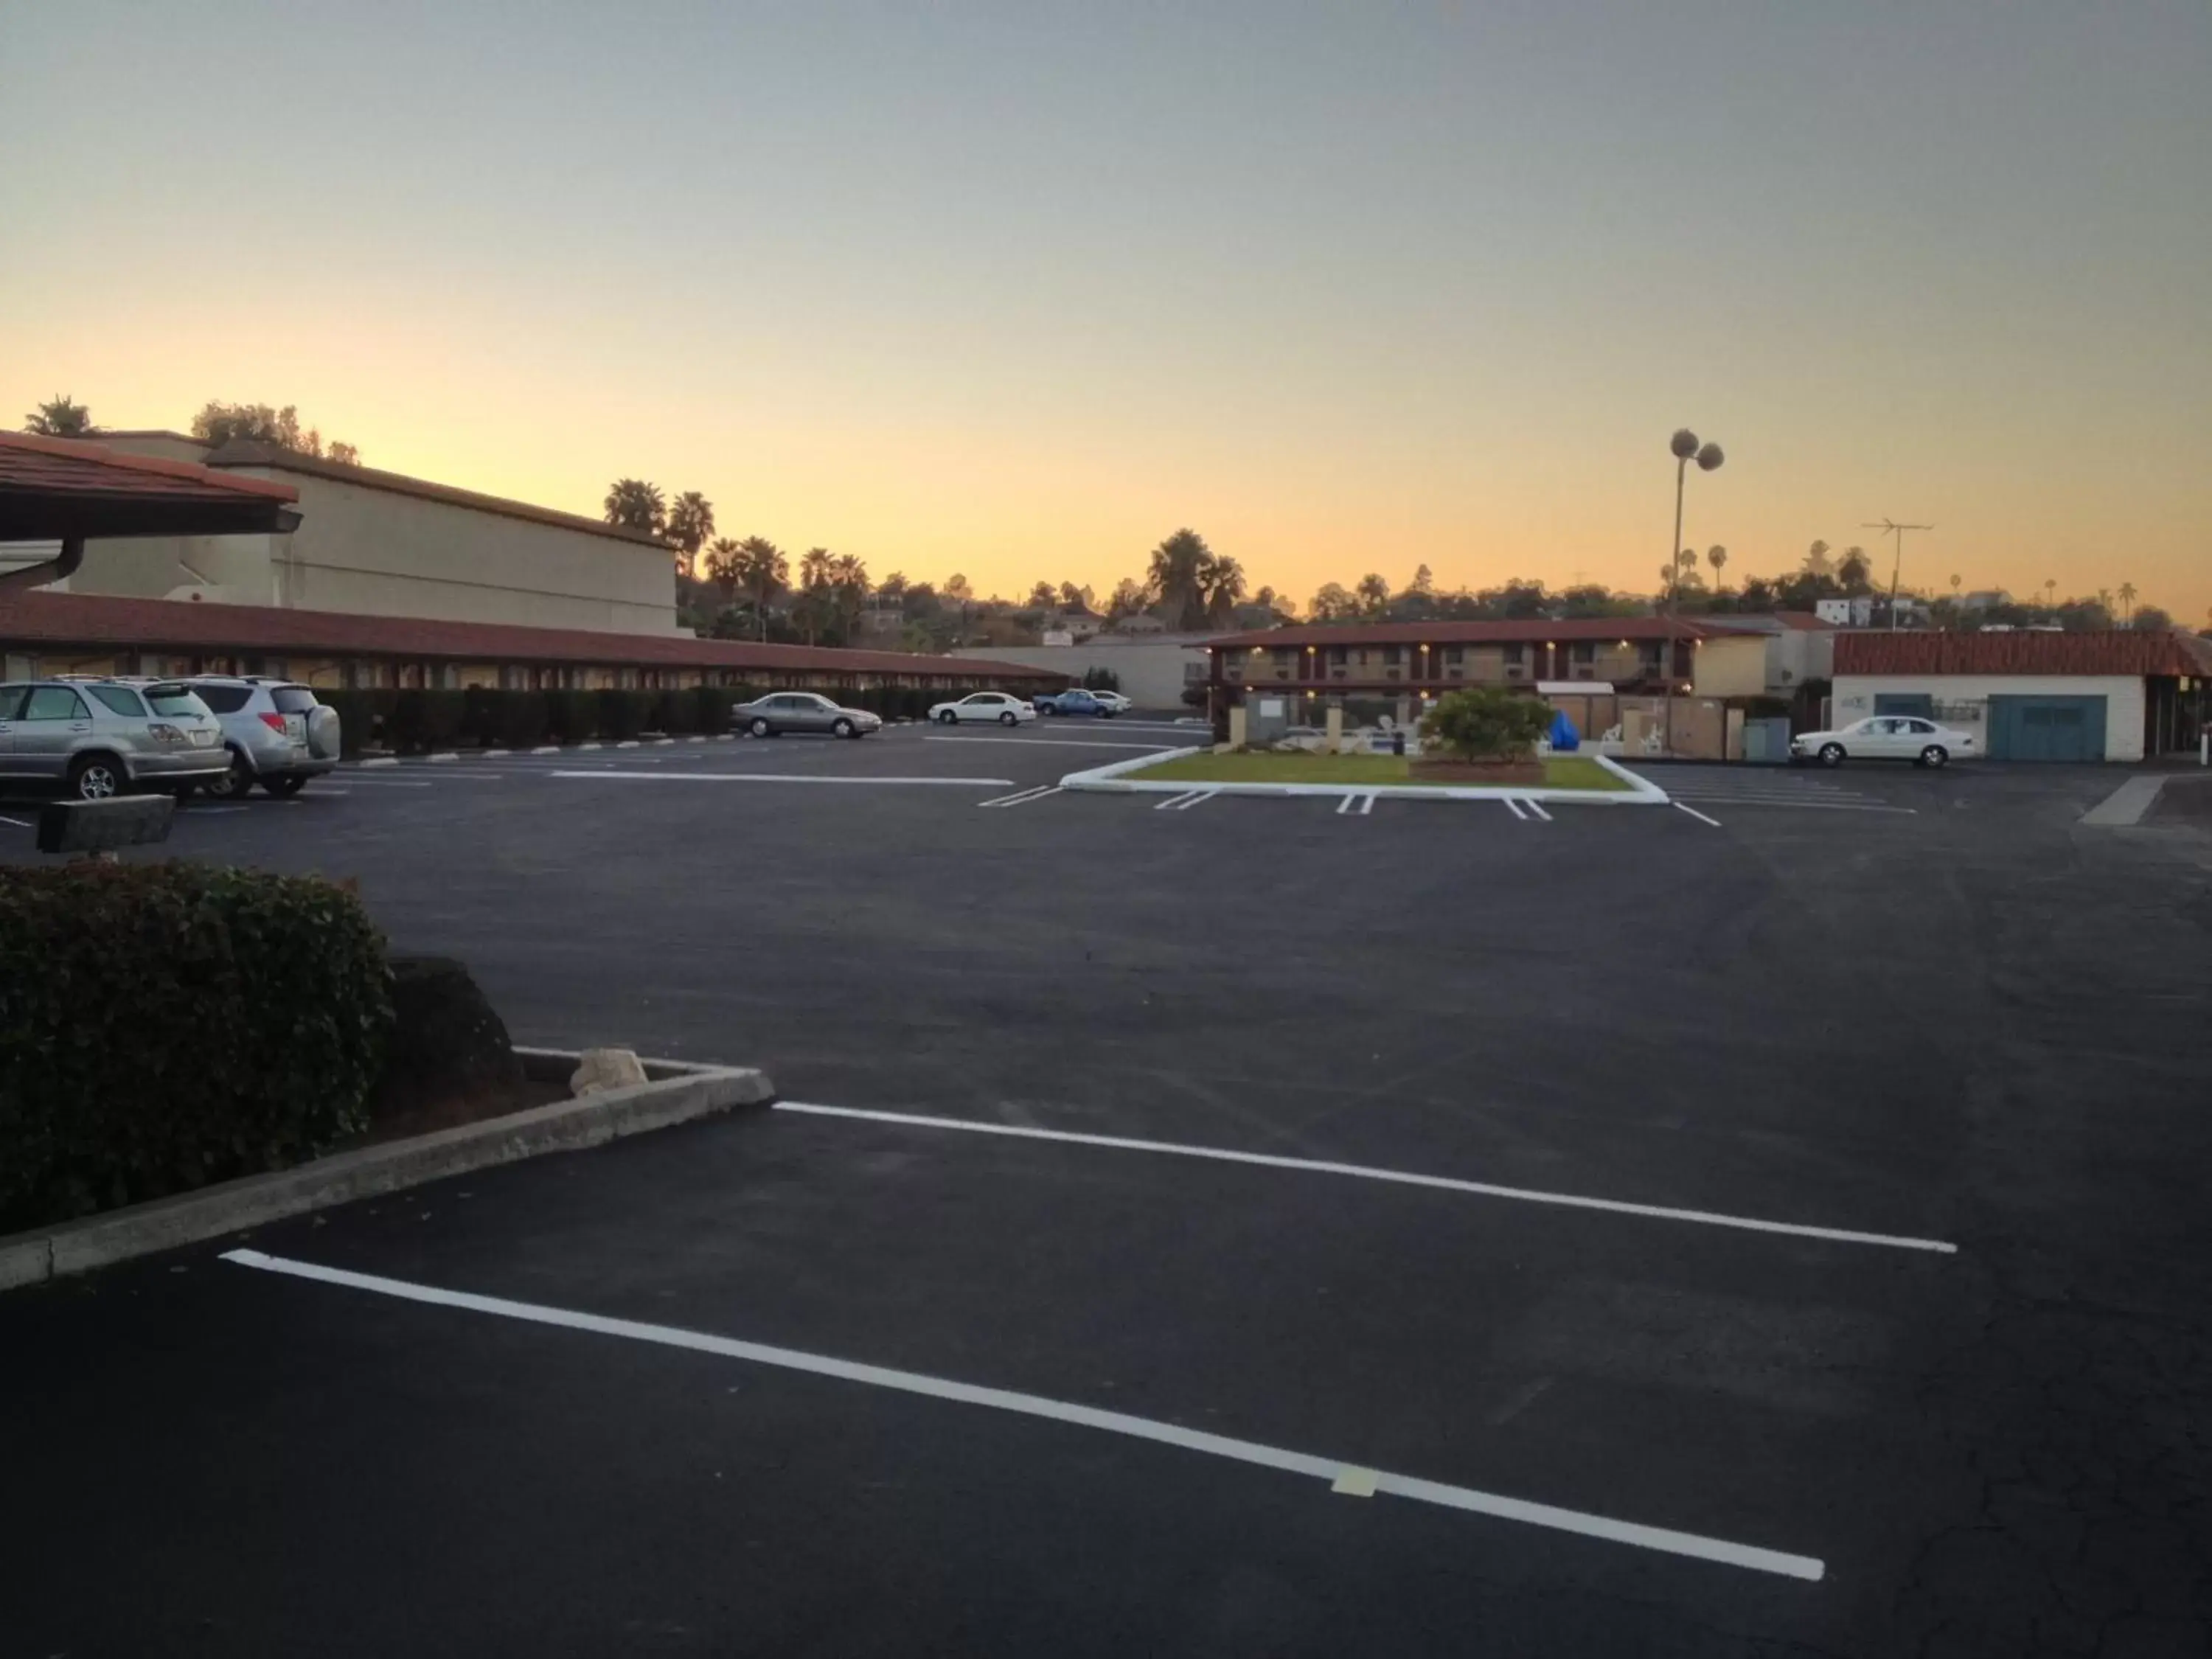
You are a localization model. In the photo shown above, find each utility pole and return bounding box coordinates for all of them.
[1865,519,1933,630]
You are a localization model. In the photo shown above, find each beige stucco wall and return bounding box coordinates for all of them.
[69,439,678,635]
[1832,673,2144,761]
[1691,636,1770,698]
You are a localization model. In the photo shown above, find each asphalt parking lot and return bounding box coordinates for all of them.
[5,728,2210,1657]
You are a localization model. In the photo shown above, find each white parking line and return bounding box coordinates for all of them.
[1154,790,1203,812]
[1335,793,1360,815]
[1674,802,1725,828]
[1666,796,1916,815]
[1503,797,1529,821]
[547,771,1018,787]
[925,737,1175,751]
[220,1248,1824,1581]
[1166,789,1217,812]
[0,814,29,828]
[338,779,435,789]
[978,785,1063,809]
[773,1102,1958,1254]
[1522,799,1553,822]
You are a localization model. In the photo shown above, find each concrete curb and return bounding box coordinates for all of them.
[358,757,400,769]
[574,741,602,751]
[531,745,560,754]
[427,751,460,764]
[0,1049,774,1293]
[1057,746,1669,806]
[616,740,641,748]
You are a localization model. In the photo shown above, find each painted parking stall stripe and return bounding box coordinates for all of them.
[978,785,1063,810]
[773,1102,1958,1254]
[548,771,1018,787]
[220,1248,1824,1581]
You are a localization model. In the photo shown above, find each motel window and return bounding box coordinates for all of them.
[1327,645,1347,667]
[1443,646,1464,666]
[1571,641,1596,664]
[1183,661,1204,683]
[1502,644,1524,664]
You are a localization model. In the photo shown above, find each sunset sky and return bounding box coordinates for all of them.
[7,2,2208,621]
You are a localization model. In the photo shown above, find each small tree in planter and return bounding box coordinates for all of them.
[1415,687,1553,782]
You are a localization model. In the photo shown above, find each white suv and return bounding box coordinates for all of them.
[187,678,343,797]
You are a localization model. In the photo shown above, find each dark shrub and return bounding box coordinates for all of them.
[0,863,392,1231]
[649,689,688,735]
[546,688,597,742]
[387,688,427,751]
[461,686,504,748]
[499,690,551,748]
[594,688,646,741]
[421,689,467,748]
[367,956,524,1121]
[690,684,736,731]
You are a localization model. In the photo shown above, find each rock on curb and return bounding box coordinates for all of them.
[0,1051,774,1293]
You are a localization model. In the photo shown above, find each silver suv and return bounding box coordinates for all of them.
[0,679,229,799]
[187,677,342,798]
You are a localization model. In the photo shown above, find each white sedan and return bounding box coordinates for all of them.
[1088,689,1133,713]
[930,692,1039,727]
[1791,715,1977,768]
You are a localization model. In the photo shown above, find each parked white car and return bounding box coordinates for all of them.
[1087,690,1133,713]
[1791,715,1977,768]
[929,692,1038,727]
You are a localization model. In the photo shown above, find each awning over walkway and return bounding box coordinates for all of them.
[0,431,301,543]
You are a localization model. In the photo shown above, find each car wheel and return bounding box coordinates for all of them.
[262,776,307,797]
[939,709,959,725]
[1919,745,1949,768]
[748,717,772,738]
[999,711,1018,726]
[832,717,857,739]
[202,749,254,799]
[1818,742,1846,768]
[66,754,125,801]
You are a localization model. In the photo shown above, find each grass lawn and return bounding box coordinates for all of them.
[1125,751,1637,791]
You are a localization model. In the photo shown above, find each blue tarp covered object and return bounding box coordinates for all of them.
[1548,709,1581,752]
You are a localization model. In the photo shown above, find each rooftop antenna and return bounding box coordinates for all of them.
[1864,518,1933,630]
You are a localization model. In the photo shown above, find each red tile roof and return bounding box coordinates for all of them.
[1834,629,2212,678]
[199,442,665,548]
[0,589,1064,682]
[1205,616,1714,650]
[0,431,298,502]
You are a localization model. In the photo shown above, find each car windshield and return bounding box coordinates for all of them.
[145,684,213,718]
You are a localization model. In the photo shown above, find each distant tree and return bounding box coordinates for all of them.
[1738,575,1777,612]
[326,441,361,466]
[1309,582,1357,622]
[1105,576,1151,620]
[1558,583,1633,619]
[2132,605,2173,633]
[877,571,909,602]
[1201,554,1246,626]
[1354,573,1391,618]
[832,552,870,637]
[1058,581,1095,613]
[665,492,716,577]
[24,394,94,437]
[604,479,667,536]
[2115,582,2137,625]
[1836,546,1872,594]
[1147,529,1215,630]
[1802,540,1833,578]
[192,400,355,461]
[1706,546,1728,588]
[702,536,743,606]
[1028,580,1058,608]
[1409,563,1435,594]
[1419,686,1553,765]
[734,536,788,640]
[1478,579,1551,620]
[944,573,973,604]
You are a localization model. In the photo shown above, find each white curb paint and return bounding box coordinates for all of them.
[481,749,509,758]
[684,736,706,743]
[358,757,400,768]
[2080,775,2168,827]
[772,1101,1960,1254]
[1059,747,1669,806]
[616,740,641,748]
[426,752,460,763]
[574,742,602,751]
[531,745,560,754]
[0,815,32,828]
[219,1248,1824,1582]
[549,771,1018,787]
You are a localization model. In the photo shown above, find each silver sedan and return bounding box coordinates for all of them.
[733,692,883,739]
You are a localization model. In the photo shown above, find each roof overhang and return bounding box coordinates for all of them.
[0,432,302,543]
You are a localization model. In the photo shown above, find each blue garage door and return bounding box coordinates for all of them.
[1988,695,2106,762]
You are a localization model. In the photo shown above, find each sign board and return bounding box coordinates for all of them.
[36,795,175,855]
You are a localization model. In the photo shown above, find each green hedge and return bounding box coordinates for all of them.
[0,863,393,1231]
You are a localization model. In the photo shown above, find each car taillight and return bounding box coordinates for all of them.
[147,723,187,745]
[259,712,288,732]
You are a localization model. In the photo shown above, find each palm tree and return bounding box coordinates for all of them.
[1706,546,1728,589]
[734,536,788,641]
[2117,582,2138,625]
[665,491,716,577]
[1146,529,1214,630]
[832,552,870,639]
[1200,554,1246,625]
[24,394,94,437]
[604,479,666,536]
[703,537,742,607]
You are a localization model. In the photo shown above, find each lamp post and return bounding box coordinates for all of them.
[1666,428,1724,754]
